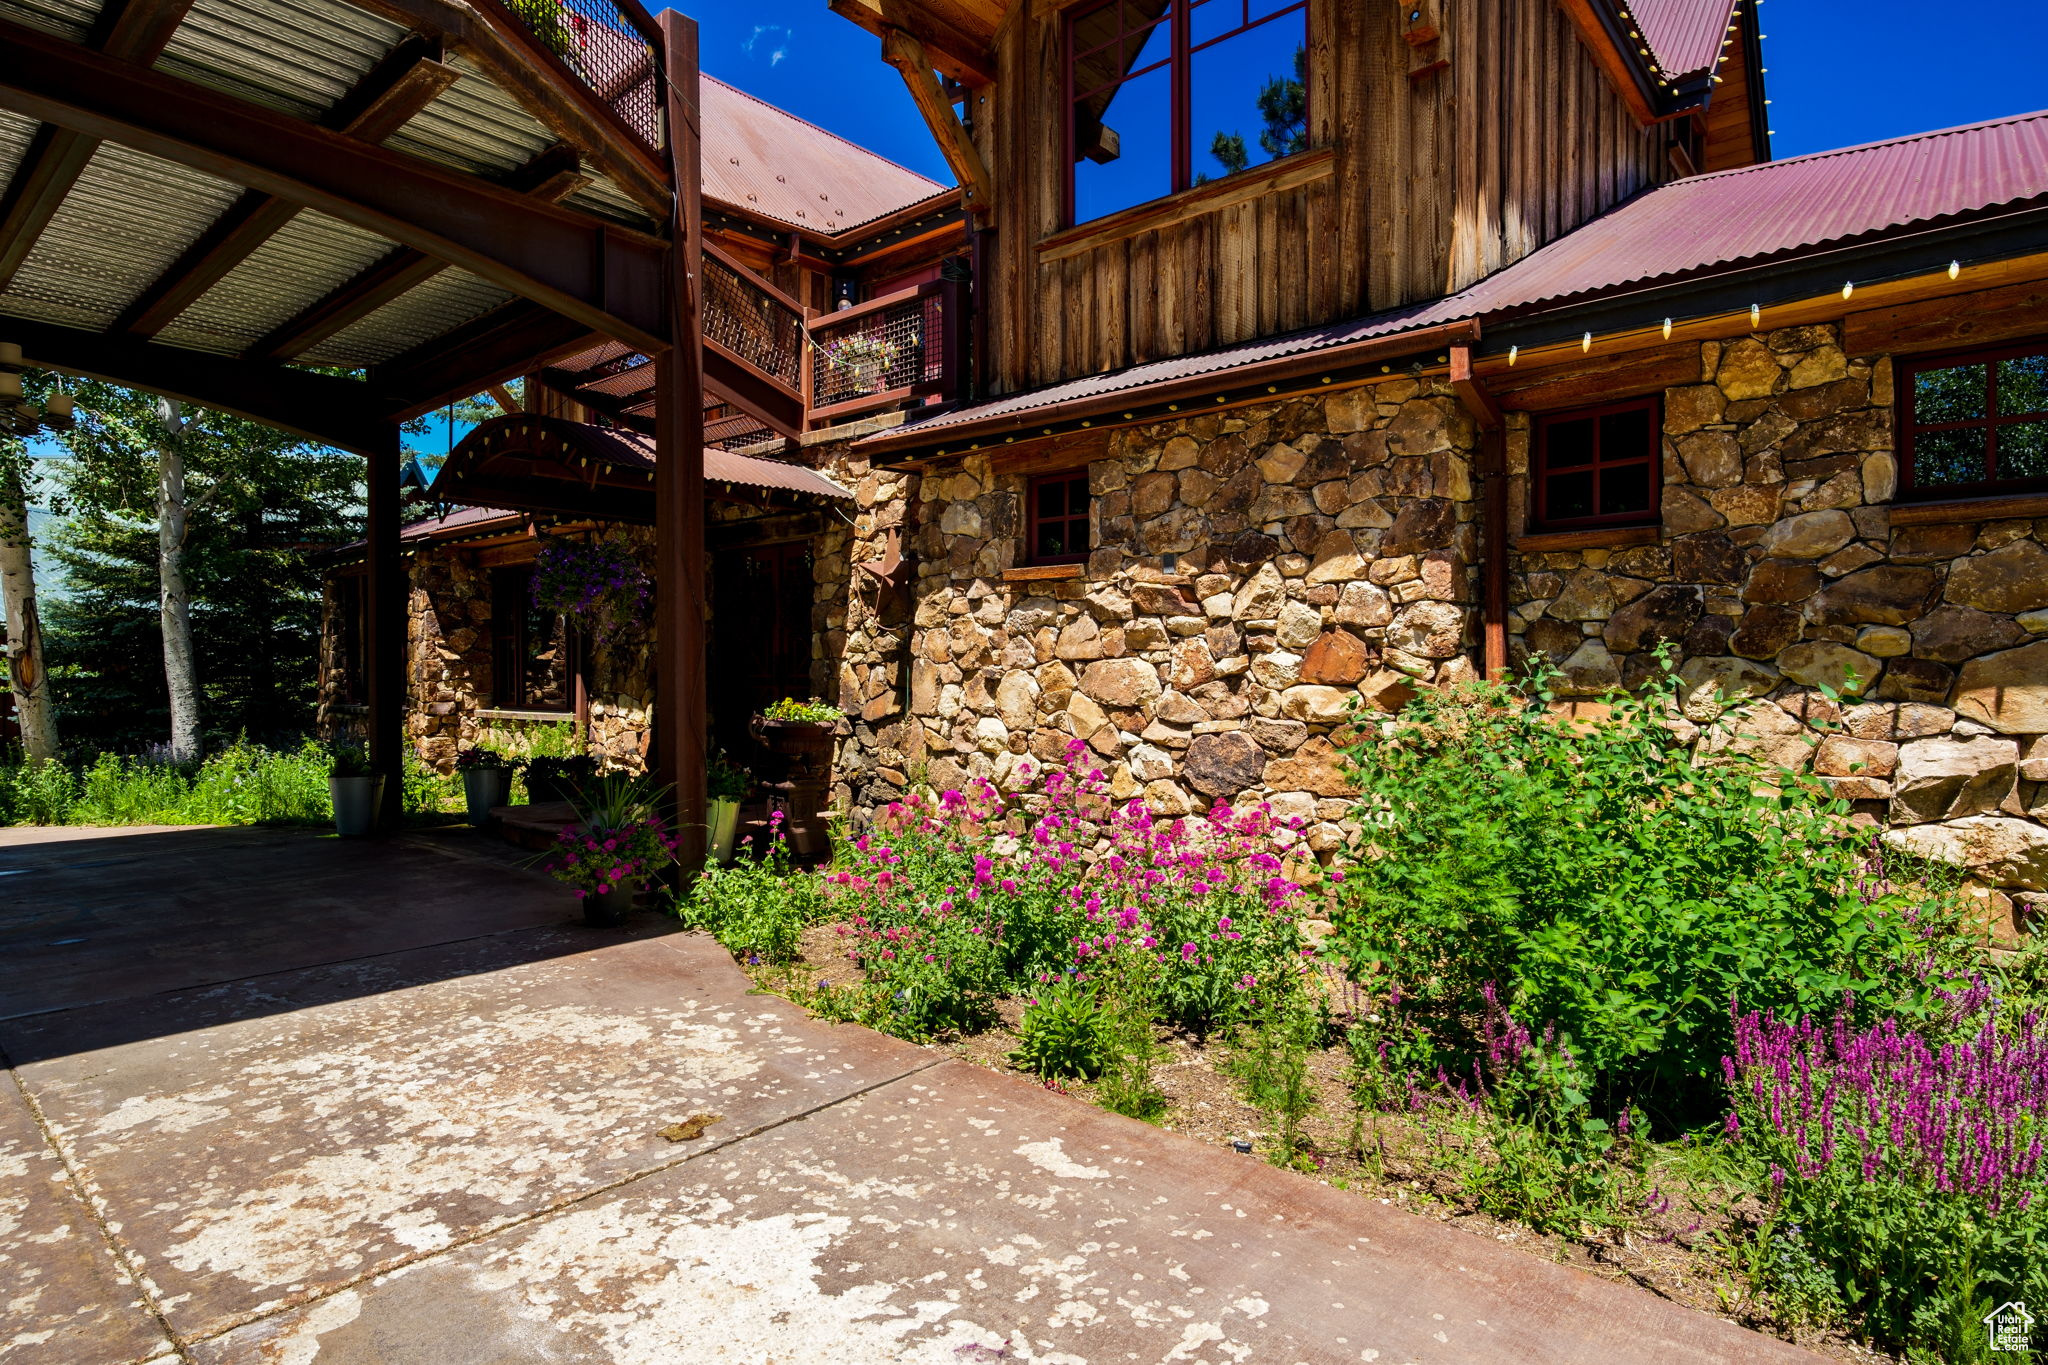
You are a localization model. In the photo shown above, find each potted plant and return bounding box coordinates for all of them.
[327,742,383,838]
[524,753,597,806]
[750,697,843,856]
[544,775,678,926]
[706,751,750,865]
[456,744,518,827]
[823,330,899,395]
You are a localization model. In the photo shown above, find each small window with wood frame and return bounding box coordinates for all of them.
[1530,398,1662,531]
[1900,341,2048,498]
[1026,471,1093,565]
[489,566,578,713]
[1065,0,1309,227]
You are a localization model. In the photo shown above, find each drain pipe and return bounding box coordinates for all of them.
[1450,345,1509,680]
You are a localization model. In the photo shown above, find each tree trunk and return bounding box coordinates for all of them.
[155,399,201,763]
[0,462,59,761]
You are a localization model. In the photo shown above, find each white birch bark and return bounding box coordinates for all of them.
[154,398,201,763]
[0,461,59,761]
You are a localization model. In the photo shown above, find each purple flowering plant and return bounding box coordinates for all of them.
[1722,984,2048,1356]
[529,537,648,645]
[820,742,1317,1039]
[539,773,678,898]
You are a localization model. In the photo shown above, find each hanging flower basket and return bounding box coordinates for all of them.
[530,537,650,646]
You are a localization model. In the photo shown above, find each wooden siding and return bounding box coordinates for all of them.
[979,0,1681,396]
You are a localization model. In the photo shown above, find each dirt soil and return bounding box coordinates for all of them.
[758,921,1891,1365]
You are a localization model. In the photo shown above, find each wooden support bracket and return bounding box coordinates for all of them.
[881,26,993,218]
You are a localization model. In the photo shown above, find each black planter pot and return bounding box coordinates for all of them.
[581,879,639,927]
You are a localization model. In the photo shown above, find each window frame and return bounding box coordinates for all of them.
[1530,396,1664,533]
[1062,0,1311,229]
[489,564,580,714]
[1025,470,1094,567]
[1898,338,2048,500]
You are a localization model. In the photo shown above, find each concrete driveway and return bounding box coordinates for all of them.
[0,824,1824,1364]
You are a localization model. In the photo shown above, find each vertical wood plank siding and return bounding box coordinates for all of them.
[971,0,1682,398]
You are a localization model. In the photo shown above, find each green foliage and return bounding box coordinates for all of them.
[1095,955,1170,1123]
[677,833,823,965]
[707,751,752,802]
[1227,995,1324,1169]
[758,697,844,723]
[1332,660,1972,1123]
[327,742,371,778]
[1010,978,1116,1080]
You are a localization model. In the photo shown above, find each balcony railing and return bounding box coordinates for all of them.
[807,280,966,423]
[475,0,664,156]
[700,243,807,436]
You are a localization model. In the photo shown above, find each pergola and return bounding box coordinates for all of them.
[0,0,803,852]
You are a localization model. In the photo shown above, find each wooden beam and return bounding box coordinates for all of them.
[2,312,399,455]
[486,383,521,414]
[1449,343,1502,430]
[374,300,599,419]
[0,0,198,291]
[881,27,991,218]
[365,422,405,828]
[829,0,996,86]
[247,145,590,361]
[1553,0,1659,126]
[113,37,459,338]
[654,9,708,867]
[0,15,671,352]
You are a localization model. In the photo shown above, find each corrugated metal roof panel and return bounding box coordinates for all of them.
[3,140,244,333]
[1630,0,1738,79]
[872,109,2048,447]
[701,75,949,234]
[0,0,95,41]
[312,265,513,368]
[155,0,401,121]
[1451,108,2048,316]
[382,53,559,182]
[159,208,397,354]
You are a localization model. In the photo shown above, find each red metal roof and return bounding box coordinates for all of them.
[861,109,2048,452]
[1630,0,1739,78]
[701,76,952,235]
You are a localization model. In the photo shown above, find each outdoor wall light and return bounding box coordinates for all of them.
[0,342,74,437]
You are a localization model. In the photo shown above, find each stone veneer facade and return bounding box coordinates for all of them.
[825,323,2048,932]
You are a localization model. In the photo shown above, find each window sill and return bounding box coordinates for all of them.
[1039,148,1336,264]
[476,708,576,723]
[1003,563,1086,583]
[1511,525,1661,553]
[1888,490,2048,525]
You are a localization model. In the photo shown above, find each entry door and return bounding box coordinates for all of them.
[710,539,815,756]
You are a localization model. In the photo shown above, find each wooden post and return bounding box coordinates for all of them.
[365,421,405,827]
[656,9,707,867]
[1449,346,1509,681]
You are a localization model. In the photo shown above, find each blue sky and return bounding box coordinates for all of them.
[672,0,2048,172]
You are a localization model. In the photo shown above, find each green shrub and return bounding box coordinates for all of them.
[1227,994,1324,1169]
[677,831,823,965]
[1009,978,1116,1080]
[1332,660,1972,1124]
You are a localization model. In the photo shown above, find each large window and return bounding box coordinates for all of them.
[1027,472,1092,565]
[490,566,576,713]
[1531,399,1661,531]
[1901,342,2048,497]
[1066,0,1309,226]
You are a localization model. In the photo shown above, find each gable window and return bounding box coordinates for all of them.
[1066,0,1309,226]
[1531,398,1661,531]
[1026,471,1092,565]
[489,566,576,713]
[1901,342,2048,497]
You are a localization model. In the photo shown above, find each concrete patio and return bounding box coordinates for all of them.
[0,824,1824,1364]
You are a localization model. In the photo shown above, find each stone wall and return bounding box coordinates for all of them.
[826,326,2046,926]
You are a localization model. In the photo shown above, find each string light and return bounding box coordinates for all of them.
[1842,281,1854,300]
[1661,318,1672,339]
[1750,303,1762,327]
[1581,332,1593,353]
[1949,260,1961,280]
[1507,345,1519,366]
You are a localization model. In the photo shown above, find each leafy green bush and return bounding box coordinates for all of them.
[1333,663,1971,1124]
[1227,996,1325,1169]
[1009,978,1115,1080]
[677,830,823,965]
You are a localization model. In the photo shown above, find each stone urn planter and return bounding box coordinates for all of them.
[461,764,514,826]
[750,715,836,856]
[328,773,384,838]
[581,878,640,927]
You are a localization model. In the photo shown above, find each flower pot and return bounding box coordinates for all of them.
[582,877,640,927]
[462,765,513,826]
[329,773,385,837]
[708,796,741,864]
[525,772,567,806]
[749,717,836,857]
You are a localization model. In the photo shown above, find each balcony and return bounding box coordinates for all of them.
[807,280,967,424]
[473,0,665,158]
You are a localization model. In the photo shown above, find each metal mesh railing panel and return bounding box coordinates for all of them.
[702,253,805,390]
[492,0,662,154]
[809,290,945,410]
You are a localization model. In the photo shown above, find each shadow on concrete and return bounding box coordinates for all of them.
[0,823,669,1063]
